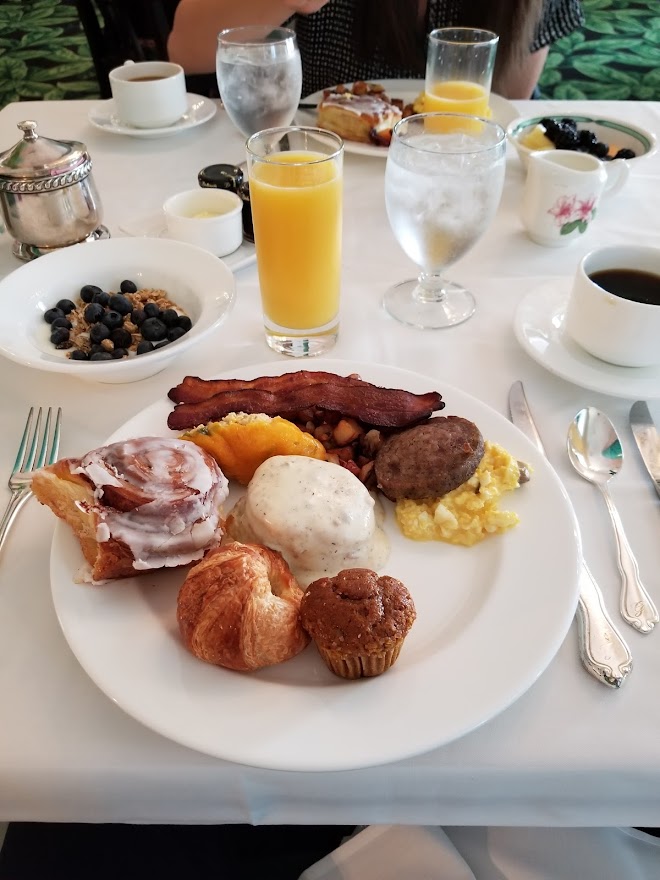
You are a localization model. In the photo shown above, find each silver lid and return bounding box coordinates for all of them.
[0,121,93,193]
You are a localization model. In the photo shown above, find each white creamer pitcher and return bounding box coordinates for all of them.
[521,149,628,247]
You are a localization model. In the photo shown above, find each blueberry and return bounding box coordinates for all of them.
[167,326,187,342]
[80,284,103,303]
[161,308,179,327]
[176,315,192,332]
[108,294,133,315]
[140,317,167,341]
[70,350,89,360]
[615,148,636,160]
[90,322,111,344]
[111,328,132,349]
[102,310,124,331]
[92,290,110,307]
[89,344,105,355]
[84,302,105,324]
[144,302,161,319]
[51,316,72,330]
[131,308,146,326]
[120,280,138,294]
[155,340,170,349]
[56,298,76,314]
[44,307,64,324]
[136,340,154,355]
[50,327,70,346]
[89,351,113,361]
[111,348,128,359]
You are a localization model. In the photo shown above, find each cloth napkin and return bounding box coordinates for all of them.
[298,825,660,879]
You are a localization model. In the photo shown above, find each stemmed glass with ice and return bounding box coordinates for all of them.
[383,112,506,329]
[216,26,302,138]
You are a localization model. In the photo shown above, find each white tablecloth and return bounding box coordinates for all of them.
[1,98,659,826]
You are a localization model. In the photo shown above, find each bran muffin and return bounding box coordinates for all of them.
[300,568,416,679]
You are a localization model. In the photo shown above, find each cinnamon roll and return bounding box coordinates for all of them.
[32,437,229,582]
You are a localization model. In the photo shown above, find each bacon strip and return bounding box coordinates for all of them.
[167,384,444,431]
[168,371,367,404]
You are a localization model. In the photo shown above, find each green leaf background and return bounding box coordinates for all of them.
[0,0,100,109]
[539,0,660,100]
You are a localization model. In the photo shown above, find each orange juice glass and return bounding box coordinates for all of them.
[246,127,343,357]
[425,28,498,132]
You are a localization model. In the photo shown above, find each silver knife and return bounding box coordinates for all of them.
[509,381,633,689]
[630,401,660,499]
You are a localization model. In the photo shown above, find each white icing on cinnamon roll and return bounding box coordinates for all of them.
[72,437,228,570]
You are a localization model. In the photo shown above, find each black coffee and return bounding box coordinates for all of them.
[589,268,660,306]
[128,75,167,82]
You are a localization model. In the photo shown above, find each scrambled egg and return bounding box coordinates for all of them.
[181,412,326,485]
[395,442,522,547]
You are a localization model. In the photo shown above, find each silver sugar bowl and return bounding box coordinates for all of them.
[0,120,109,261]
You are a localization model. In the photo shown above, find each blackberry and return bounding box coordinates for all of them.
[554,127,580,150]
[578,129,598,149]
[540,118,561,142]
[615,148,636,160]
[591,141,609,159]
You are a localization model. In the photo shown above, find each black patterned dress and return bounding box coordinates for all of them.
[287,0,584,97]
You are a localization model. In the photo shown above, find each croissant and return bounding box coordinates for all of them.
[177,541,310,671]
[32,437,228,582]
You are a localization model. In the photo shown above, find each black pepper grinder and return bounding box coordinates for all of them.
[198,163,254,243]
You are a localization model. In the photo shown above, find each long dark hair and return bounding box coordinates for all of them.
[351,0,545,88]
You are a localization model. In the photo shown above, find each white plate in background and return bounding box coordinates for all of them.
[296,79,518,158]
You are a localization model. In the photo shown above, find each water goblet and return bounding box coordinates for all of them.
[216,25,302,138]
[383,112,506,329]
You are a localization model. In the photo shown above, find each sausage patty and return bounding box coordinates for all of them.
[374,416,484,501]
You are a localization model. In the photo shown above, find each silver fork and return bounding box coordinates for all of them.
[0,407,62,555]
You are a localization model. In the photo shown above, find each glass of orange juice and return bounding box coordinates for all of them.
[246,126,343,357]
[424,28,499,129]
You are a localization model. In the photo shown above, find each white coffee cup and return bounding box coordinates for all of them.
[163,189,243,257]
[564,245,660,367]
[521,150,628,248]
[109,60,188,129]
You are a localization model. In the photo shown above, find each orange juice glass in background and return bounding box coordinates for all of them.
[425,28,498,126]
[246,127,343,357]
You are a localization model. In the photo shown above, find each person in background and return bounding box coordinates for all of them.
[167,0,584,100]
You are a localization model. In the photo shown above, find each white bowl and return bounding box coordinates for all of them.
[507,113,656,172]
[163,188,243,257]
[0,236,235,383]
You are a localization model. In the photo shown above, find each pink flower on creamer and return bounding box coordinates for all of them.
[574,196,597,221]
[548,195,577,225]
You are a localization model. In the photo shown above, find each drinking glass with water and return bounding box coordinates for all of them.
[216,26,302,138]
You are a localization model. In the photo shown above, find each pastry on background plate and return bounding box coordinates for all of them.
[32,437,228,582]
[317,81,402,145]
[300,568,416,679]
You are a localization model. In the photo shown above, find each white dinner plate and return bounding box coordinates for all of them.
[296,79,518,157]
[118,213,256,273]
[514,282,660,399]
[50,360,580,772]
[88,94,217,138]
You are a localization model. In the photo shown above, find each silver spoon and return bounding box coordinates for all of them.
[567,407,658,634]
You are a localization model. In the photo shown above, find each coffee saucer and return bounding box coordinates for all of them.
[118,213,256,272]
[88,94,216,138]
[513,281,660,399]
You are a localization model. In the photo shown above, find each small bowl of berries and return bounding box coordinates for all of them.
[0,236,235,383]
[507,114,656,180]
